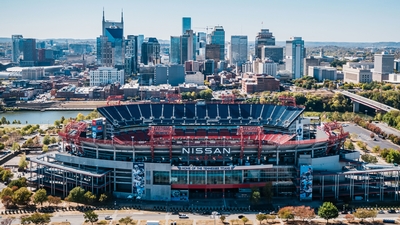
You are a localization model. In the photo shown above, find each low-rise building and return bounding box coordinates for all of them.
[343,62,372,84]
[89,67,124,87]
[308,66,337,82]
[242,73,280,94]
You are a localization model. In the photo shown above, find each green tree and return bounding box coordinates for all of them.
[11,142,20,151]
[76,113,85,121]
[33,189,48,207]
[265,215,276,223]
[241,216,249,225]
[12,187,32,205]
[42,135,51,145]
[0,142,5,150]
[24,212,52,225]
[256,214,266,225]
[0,168,13,182]
[19,153,28,170]
[83,210,98,225]
[119,216,134,225]
[66,186,86,203]
[361,154,378,164]
[84,191,96,204]
[318,202,338,224]
[54,120,61,127]
[278,207,294,221]
[250,190,261,204]
[99,193,108,203]
[50,137,57,144]
[42,145,49,152]
[7,177,27,188]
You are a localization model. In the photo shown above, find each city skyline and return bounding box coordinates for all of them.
[1,0,399,42]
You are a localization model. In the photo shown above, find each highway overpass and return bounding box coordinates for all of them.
[334,90,398,113]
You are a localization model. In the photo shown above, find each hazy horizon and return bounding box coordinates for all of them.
[1,0,399,42]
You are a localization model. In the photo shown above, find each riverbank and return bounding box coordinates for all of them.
[13,100,109,111]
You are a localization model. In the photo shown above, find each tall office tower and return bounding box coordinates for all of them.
[255,29,275,59]
[261,46,284,63]
[196,32,206,59]
[373,51,395,81]
[205,44,221,63]
[21,38,37,66]
[170,36,181,64]
[210,26,225,60]
[102,9,124,36]
[285,37,305,79]
[137,35,144,59]
[125,35,138,75]
[182,17,191,35]
[141,38,161,65]
[98,9,125,68]
[230,35,248,67]
[180,30,194,64]
[11,35,23,63]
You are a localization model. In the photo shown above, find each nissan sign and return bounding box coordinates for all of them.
[182,147,231,155]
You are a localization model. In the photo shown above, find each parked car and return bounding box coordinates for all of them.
[238,215,244,219]
[171,212,180,215]
[378,210,385,214]
[105,216,112,220]
[179,214,189,219]
[388,209,396,214]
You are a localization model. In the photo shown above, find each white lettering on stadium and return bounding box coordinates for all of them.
[182,147,231,155]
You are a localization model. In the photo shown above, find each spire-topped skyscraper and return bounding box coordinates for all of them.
[102,8,124,36]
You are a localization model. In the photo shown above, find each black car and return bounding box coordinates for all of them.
[202,211,212,215]
[388,209,396,214]
[172,212,180,215]
[238,215,244,219]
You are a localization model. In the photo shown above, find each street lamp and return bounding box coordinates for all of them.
[131,136,134,148]
[212,211,218,225]
[111,134,114,146]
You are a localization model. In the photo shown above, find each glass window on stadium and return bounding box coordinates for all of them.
[207,171,223,184]
[171,171,188,184]
[189,171,206,184]
[153,171,170,185]
[225,170,242,184]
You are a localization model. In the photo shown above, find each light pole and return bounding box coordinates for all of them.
[365,109,368,119]
[131,136,135,162]
[212,211,218,225]
[111,134,114,146]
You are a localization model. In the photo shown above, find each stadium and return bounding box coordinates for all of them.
[27,96,400,203]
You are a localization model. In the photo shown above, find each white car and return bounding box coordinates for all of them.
[105,216,112,220]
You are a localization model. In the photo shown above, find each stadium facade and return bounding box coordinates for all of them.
[27,98,400,202]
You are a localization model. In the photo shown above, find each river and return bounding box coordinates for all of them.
[0,110,89,125]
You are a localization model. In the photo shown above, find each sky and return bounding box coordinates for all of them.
[1,0,399,42]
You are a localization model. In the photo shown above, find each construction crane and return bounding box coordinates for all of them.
[193,26,214,34]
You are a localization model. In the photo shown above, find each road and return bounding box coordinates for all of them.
[8,210,400,225]
[343,123,399,151]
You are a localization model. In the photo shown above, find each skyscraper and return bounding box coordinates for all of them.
[125,35,138,75]
[102,9,123,36]
[255,29,275,59]
[261,46,284,63]
[230,35,248,66]
[210,26,225,60]
[141,38,160,65]
[180,30,194,64]
[20,38,37,66]
[373,51,395,81]
[170,36,181,64]
[285,37,305,79]
[182,17,191,35]
[98,9,125,69]
[11,35,23,63]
